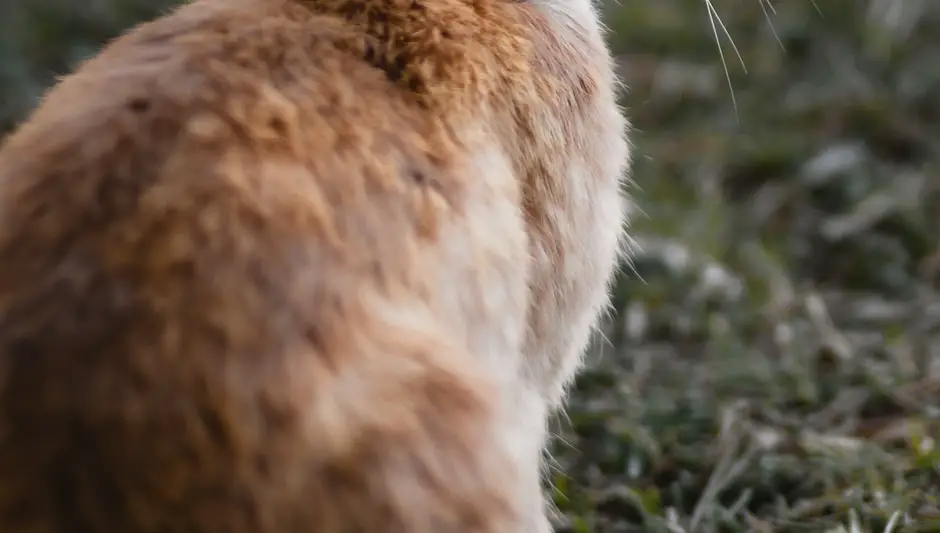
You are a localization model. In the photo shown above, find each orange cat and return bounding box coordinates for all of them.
[0,0,630,531]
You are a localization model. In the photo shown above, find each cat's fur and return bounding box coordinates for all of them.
[0,0,630,531]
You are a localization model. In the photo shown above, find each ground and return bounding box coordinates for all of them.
[1,1,938,532]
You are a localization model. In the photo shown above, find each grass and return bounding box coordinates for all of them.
[548,1,940,531]
[1,0,939,532]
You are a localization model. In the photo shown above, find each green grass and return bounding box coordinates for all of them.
[1,1,939,531]
[549,1,940,531]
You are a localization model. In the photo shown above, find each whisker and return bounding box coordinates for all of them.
[759,0,786,50]
[703,0,745,116]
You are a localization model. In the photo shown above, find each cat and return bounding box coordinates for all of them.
[0,0,630,531]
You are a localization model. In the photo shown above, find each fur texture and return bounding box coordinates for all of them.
[0,0,629,531]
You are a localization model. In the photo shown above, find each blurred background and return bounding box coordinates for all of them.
[1,0,939,531]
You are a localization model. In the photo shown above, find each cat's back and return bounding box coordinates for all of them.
[0,1,538,532]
